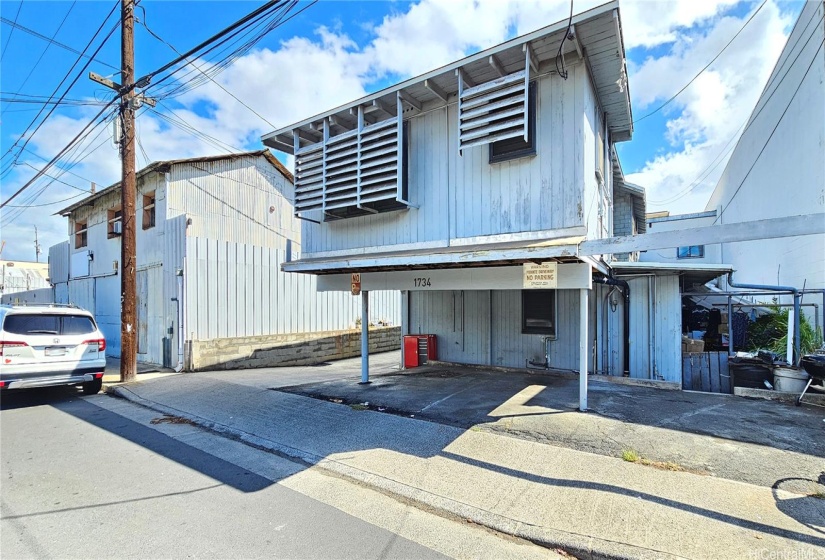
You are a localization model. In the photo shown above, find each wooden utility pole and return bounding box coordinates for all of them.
[119,0,137,382]
[88,1,153,382]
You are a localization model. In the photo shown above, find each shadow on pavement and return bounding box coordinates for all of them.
[49,397,274,493]
[440,450,825,548]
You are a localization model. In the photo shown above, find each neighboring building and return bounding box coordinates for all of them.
[704,0,824,295]
[0,260,51,304]
[50,150,400,369]
[640,210,722,267]
[263,1,729,401]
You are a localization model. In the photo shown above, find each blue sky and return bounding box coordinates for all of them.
[0,0,804,261]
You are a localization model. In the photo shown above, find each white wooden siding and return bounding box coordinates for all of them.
[183,237,400,341]
[304,65,587,255]
[626,275,682,382]
[408,288,589,371]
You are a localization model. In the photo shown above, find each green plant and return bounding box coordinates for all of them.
[747,306,823,358]
[621,449,639,463]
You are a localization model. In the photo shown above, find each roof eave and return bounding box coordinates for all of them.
[263,0,630,153]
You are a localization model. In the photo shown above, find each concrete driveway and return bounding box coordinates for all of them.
[274,351,825,494]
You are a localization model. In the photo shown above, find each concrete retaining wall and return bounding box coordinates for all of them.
[189,326,401,371]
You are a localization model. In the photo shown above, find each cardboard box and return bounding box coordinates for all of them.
[682,337,705,353]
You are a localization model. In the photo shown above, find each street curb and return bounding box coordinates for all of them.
[106,385,680,560]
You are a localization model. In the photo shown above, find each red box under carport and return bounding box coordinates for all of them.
[403,335,437,368]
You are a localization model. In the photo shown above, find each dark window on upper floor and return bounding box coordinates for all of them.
[142,192,156,230]
[489,80,537,164]
[74,221,88,249]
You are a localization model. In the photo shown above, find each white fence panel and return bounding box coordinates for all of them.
[184,238,400,341]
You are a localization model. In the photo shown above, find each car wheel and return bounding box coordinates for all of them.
[82,378,103,395]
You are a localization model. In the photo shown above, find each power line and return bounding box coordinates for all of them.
[136,1,287,94]
[145,1,302,100]
[0,2,77,116]
[1,0,121,167]
[634,0,768,125]
[2,115,112,223]
[138,8,278,129]
[0,1,24,61]
[0,99,117,208]
[0,14,118,71]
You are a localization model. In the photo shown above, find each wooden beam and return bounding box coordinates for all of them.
[295,128,320,143]
[580,213,825,256]
[370,98,396,117]
[350,106,376,124]
[280,213,825,274]
[398,90,422,112]
[568,25,583,59]
[424,79,448,103]
[523,43,539,73]
[488,55,507,78]
[455,68,475,88]
[328,114,355,130]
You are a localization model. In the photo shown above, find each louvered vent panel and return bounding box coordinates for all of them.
[458,69,528,151]
[358,118,399,205]
[293,143,324,212]
[293,114,406,219]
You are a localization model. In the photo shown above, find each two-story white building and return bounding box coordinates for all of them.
[263,2,731,408]
[50,150,400,369]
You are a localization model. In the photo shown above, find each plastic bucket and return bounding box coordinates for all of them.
[773,367,810,393]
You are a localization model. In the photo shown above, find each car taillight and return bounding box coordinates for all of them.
[82,339,106,352]
[0,341,28,356]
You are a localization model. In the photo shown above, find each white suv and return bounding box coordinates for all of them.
[0,304,106,394]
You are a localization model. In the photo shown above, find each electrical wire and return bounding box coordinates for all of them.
[1,99,118,208]
[1,0,121,168]
[647,9,825,206]
[137,5,282,130]
[555,0,573,80]
[0,0,24,61]
[3,115,112,221]
[145,1,304,101]
[2,0,308,212]
[634,0,768,125]
[0,2,78,116]
[0,13,119,72]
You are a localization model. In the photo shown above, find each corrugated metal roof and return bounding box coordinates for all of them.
[611,262,733,287]
[263,0,632,154]
[56,150,293,216]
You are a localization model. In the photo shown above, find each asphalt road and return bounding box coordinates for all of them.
[0,386,552,560]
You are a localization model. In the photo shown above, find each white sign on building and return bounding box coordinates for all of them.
[523,263,558,289]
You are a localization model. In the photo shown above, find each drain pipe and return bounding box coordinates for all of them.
[728,272,800,365]
[593,274,630,376]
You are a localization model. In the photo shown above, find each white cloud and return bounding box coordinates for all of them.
[626,0,794,212]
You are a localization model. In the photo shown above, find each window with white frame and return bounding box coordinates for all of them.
[677,245,704,259]
[107,206,122,238]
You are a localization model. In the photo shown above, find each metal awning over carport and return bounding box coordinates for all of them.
[291,239,607,413]
[609,262,733,287]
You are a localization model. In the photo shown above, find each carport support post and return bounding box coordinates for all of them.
[579,288,589,412]
[360,290,370,384]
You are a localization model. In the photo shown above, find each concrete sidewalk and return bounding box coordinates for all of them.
[108,373,825,560]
